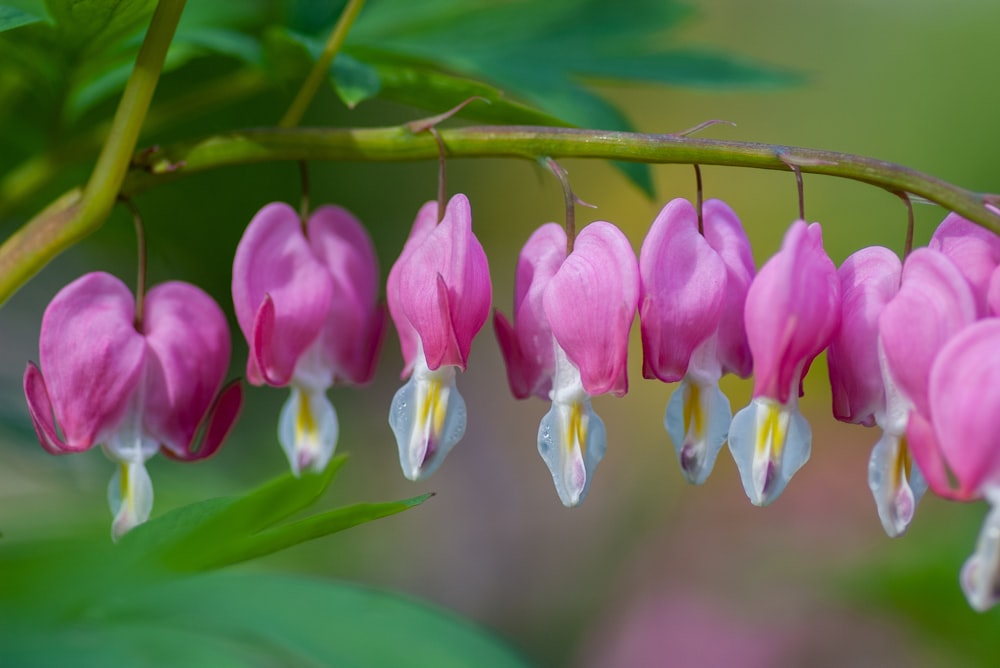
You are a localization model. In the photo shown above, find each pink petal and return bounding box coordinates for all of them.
[232,202,332,386]
[828,246,901,426]
[904,409,964,500]
[393,195,492,372]
[162,379,243,462]
[142,281,232,456]
[494,223,567,399]
[922,319,1000,499]
[639,199,726,383]
[879,248,976,417]
[929,212,1000,317]
[307,205,385,385]
[387,200,445,376]
[988,265,1000,317]
[23,362,77,454]
[544,221,639,397]
[35,272,146,450]
[702,199,755,378]
[745,222,840,403]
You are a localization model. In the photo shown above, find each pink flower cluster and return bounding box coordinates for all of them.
[22,191,1000,611]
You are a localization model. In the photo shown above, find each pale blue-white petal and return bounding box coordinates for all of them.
[728,397,811,506]
[961,500,1000,612]
[389,365,467,481]
[867,430,927,537]
[537,397,607,507]
[665,377,732,485]
[278,385,339,476]
[108,459,154,542]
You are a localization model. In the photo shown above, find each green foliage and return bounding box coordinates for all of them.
[0,0,794,207]
[0,457,528,666]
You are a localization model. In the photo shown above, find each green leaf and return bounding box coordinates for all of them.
[44,0,156,49]
[0,574,532,666]
[332,0,797,195]
[332,53,381,108]
[371,60,571,126]
[0,1,49,33]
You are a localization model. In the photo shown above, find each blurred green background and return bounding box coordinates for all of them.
[2,0,1000,666]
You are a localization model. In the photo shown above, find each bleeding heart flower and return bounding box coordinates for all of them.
[827,246,929,537]
[728,221,840,506]
[24,272,242,540]
[639,198,754,484]
[495,221,639,506]
[232,202,385,476]
[904,319,1000,611]
[387,194,491,481]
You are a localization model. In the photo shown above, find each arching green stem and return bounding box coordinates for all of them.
[2,123,999,306]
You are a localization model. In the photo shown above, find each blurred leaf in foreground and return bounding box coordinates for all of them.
[0,456,527,667]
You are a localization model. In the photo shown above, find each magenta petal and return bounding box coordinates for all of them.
[387,201,439,377]
[745,222,840,403]
[904,409,960,500]
[545,221,639,397]
[495,223,567,399]
[37,272,146,449]
[163,380,243,462]
[307,205,384,385]
[23,362,77,454]
[828,246,901,426]
[923,320,1000,499]
[989,265,1000,317]
[494,310,531,399]
[929,212,1000,317]
[879,248,976,417]
[394,195,492,372]
[702,199,755,379]
[639,198,726,383]
[232,202,332,387]
[142,281,232,456]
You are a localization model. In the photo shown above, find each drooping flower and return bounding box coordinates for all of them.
[24,273,242,540]
[728,221,840,506]
[639,198,754,484]
[495,221,639,506]
[387,194,491,481]
[232,202,385,476]
[905,319,1000,611]
[929,212,1000,317]
[827,246,928,537]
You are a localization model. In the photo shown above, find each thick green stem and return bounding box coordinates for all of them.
[278,0,367,128]
[0,0,184,304]
[2,122,999,306]
[123,124,1000,229]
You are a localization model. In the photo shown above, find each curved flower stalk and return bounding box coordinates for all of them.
[233,202,385,476]
[639,198,754,484]
[827,246,928,537]
[905,320,1000,611]
[728,221,840,506]
[495,221,639,506]
[387,194,492,481]
[24,273,242,540]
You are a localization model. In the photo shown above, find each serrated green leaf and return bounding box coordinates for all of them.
[332,53,381,108]
[334,0,796,195]
[118,456,348,570]
[200,495,432,570]
[371,61,571,126]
